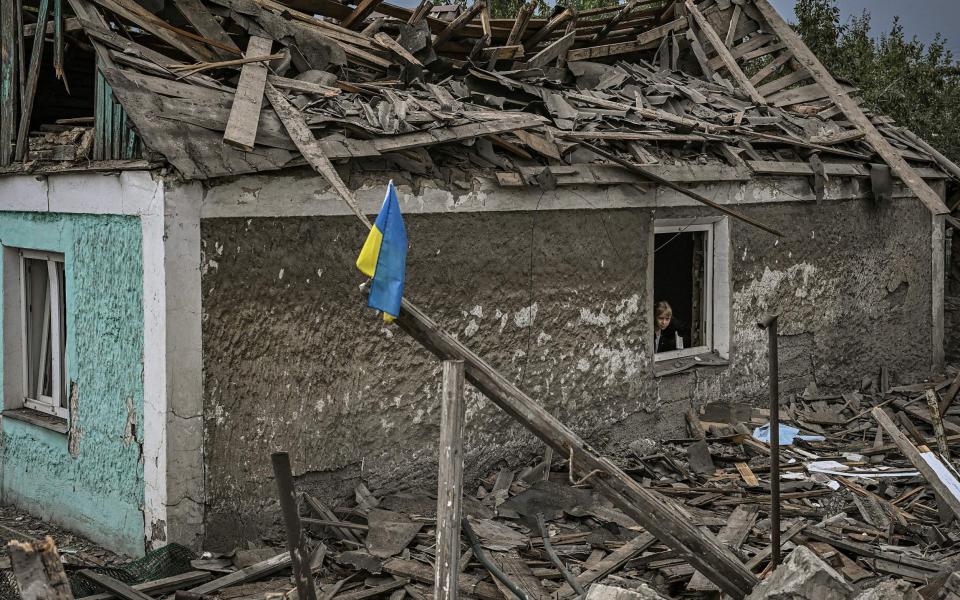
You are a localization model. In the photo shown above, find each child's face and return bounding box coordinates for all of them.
[656,314,671,332]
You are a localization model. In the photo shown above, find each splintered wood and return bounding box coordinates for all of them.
[7,537,74,600]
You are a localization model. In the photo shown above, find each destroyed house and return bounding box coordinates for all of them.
[0,0,958,566]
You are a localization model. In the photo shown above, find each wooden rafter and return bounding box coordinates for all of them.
[753,0,949,215]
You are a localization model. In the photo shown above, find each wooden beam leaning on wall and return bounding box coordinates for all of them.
[223,36,273,151]
[751,0,949,215]
[372,294,759,599]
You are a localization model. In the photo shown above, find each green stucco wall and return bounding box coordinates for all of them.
[0,212,145,557]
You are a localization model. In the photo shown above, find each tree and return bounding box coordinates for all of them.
[793,0,960,163]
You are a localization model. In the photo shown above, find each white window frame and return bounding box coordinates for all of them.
[18,249,68,419]
[653,217,730,362]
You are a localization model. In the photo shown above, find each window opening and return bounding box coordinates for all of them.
[653,224,714,360]
[19,250,68,418]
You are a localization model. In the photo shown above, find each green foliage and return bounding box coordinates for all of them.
[794,0,960,163]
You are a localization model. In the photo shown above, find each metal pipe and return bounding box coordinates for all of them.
[535,513,583,597]
[462,518,529,600]
[272,452,318,600]
[757,314,780,568]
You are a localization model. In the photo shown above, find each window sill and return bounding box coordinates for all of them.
[654,351,729,378]
[2,407,69,434]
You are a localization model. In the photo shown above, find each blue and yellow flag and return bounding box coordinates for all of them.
[356,180,407,321]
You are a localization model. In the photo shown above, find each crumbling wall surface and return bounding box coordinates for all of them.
[0,212,146,557]
[200,194,933,549]
[201,210,654,548]
[726,196,932,399]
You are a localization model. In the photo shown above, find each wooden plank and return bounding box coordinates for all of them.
[685,0,765,105]
[373,32,423,66]
[188,551,292,595]
[724,3,741,47]
[927,389,951,459]
[735,462,758,486]
[895,398,960,434]
[570,139,782,236]
[88,0,218,62]
[753,0,949,215]
[340,0,384,29]
[748,50,792,85]
[870,407,960,522]
[744,521,804,570]
[7,537,74,600]
[79,572,151,600]
[525,31,574,69]
[223,35,272,151]
[505,1,534,46]
[591,0,638,43]
[77,572,211,600]
[685,27,714,79]
[490,551,549,600]
[757,68,809,97]
[264,82,371,227]
[554,534,654,598]
[14,0,50,161]
[434,360,466,600]
[688,505,758,591]
[383,297,759,599]
[566,16,686,61]
[170,0,240,59]
[433,0,485,47]
[523,6,574,50]
[0,0,19,165]
[383,558,502,600]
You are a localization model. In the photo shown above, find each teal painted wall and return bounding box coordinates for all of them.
[0,212,145,557]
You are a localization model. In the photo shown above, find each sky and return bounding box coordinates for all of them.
[769,0,960,57]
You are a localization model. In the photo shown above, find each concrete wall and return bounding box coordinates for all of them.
[0,212,146,556]
[198,174,938,549]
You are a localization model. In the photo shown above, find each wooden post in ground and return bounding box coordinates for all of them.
[272,452,318,600]
[435,360,466,600]
[7,536,74,600]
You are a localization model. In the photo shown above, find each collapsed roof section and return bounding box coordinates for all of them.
[1,0,958,214]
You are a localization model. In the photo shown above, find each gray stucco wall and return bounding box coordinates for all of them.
[199,194,934,549]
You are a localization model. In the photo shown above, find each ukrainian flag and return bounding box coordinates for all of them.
[356,180,407,321]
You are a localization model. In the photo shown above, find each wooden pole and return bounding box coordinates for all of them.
[435,360,466,600]
[758,314,780,568]
[271,452,318,600]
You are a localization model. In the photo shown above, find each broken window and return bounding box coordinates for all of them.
[19,250,68,418]
[653,219,729,361]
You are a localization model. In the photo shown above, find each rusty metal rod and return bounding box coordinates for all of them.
[758,314,781,568]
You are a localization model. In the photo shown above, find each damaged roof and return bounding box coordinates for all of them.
[1,0,958,213]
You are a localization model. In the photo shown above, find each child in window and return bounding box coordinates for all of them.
[654,301,681,353]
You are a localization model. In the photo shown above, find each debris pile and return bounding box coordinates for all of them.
[7,371,960,599]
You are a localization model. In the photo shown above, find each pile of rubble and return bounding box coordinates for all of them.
[10,370,960,600]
